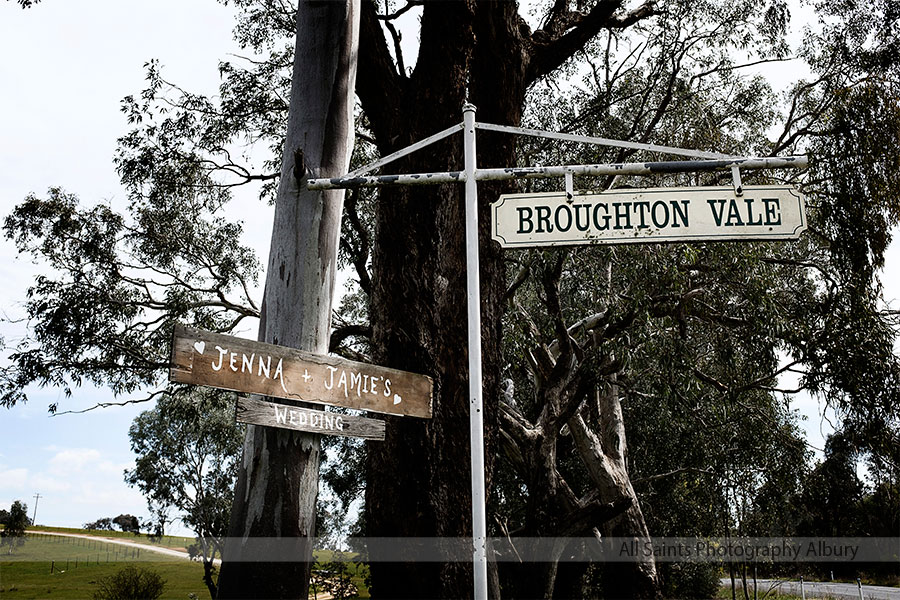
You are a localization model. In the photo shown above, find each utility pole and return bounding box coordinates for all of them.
[31,493,41,526]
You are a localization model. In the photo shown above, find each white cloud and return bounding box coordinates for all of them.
[48,448,102,475]
[70,481,145,509]
[29,473,72,494]
[97,459,133,477]
[0,467,28,491]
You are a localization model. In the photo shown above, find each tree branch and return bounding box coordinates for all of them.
[547,310,610,359]
[383,20,407,77]
[560,496,633,537]
[691,366,730,393]
[632,466,716,486]
[376,0,422,21]
[341,188,372,295]
[51,388,171,416]
[357,0,404,144]
[504,261,532,304]
[329,324,372,353]
[527,0,658,84]
[541,252,575,362]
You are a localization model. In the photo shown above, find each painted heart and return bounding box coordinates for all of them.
[193,341,206,355]
[393,394,402,405]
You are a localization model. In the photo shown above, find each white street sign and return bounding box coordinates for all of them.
[492,185,806,248]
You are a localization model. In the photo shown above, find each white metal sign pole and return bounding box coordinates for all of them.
[463,103,489,600]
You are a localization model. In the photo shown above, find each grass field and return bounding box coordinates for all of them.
[1,530,370,599]
[0,533,207,599]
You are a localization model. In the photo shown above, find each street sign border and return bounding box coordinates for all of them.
[492,185,806,248]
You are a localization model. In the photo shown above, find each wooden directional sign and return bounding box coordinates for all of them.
[235,396,386,440]
[170,325,433,418]
[492,185,806,248]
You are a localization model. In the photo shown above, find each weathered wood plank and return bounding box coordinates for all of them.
[169,325,433,418]
[235,396,385,441]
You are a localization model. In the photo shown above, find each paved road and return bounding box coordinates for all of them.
[724,577,900,599]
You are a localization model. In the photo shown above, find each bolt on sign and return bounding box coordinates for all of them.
[492,185,806,248]
[169,325,433,419]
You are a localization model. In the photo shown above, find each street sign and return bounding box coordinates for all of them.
[170,325,433,418]
[235,396,386,440]
[492,185,806,248]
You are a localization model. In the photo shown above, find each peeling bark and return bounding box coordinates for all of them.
[217,2,359,598]
[499,258,659,598]
[572,385,659,599]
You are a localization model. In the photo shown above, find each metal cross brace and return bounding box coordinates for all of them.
[308,115,806,191]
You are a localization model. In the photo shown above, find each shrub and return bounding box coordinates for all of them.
[112,514,141,534]
[1,501,29,554]
[84,517,114,531]
[660,562,721,599]
[92,566,166,600]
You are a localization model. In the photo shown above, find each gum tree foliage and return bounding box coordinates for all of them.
[112,514,141,534]
[1,500,29,553]
[2,1,357,598]
[1,183,260,411]
[790,0,900,474]
[489,1,900,597]
[125,389,243,599]
[0,4,255,407]
[84,518,115,531]
[494,84,794,600]
[4,0,900,598]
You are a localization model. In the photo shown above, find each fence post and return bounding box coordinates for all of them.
[800,576,806,600]
[857,578,864,600]
[50,560,54,573]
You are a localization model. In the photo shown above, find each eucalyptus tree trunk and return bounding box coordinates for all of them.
[354,2,657,597]
[571,383,659,599]
[216,2,359,598]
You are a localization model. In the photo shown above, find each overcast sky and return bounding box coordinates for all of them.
[1,1,897,534]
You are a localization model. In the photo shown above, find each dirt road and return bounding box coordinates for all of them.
[28,530,195,561]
